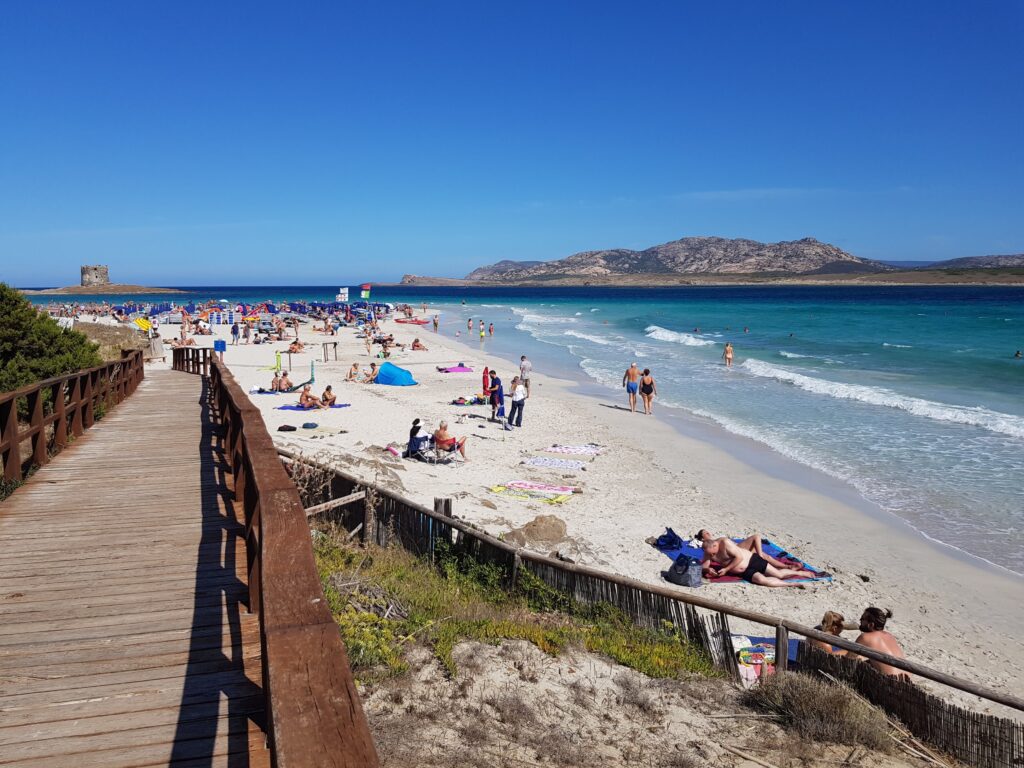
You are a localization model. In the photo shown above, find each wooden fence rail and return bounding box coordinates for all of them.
[279,448,1024,768]
[0,349,144,484]
[172,346,211,376]
[203,359,378,768]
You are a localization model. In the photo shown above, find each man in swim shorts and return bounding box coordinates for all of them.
[696,529,790,573]
[622,362,640,413]
[702,539,815,587]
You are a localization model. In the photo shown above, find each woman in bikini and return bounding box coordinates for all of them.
[639,368,657,415]
[723,342,734,368]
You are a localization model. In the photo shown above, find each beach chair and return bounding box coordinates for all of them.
[407,436,462,466]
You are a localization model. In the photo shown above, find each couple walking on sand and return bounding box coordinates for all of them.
[622,362,657,414]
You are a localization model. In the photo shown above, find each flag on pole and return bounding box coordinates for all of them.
[360,283,371,299]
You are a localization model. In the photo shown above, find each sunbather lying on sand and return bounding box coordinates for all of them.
[702,539,816,587]
[298,385,324,409]
[696,529,788,572]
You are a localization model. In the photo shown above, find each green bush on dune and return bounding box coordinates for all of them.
[0,283,102,392]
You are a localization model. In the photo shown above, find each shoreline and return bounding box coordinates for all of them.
[441,325,1024,582]
[170,309,1024,715]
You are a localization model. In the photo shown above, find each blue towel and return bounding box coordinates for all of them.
[652,527,831,584]
[276,404,351,411]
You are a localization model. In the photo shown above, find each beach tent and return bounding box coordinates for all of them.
[375,362,417,386]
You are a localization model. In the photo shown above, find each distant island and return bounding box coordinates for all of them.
[22,284,186,295]
[400,237,1024,286]
[20,264,185,295]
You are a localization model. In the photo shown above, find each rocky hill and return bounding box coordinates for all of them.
[923,254,1024,269]
[464,236,886,281]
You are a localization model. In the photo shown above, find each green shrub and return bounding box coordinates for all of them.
[0,283,102,393]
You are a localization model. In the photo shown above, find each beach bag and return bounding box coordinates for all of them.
[664,554,702,588]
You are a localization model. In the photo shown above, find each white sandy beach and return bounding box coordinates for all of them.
[169,310,1024,716]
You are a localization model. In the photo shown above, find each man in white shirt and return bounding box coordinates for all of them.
[519,355,533,396]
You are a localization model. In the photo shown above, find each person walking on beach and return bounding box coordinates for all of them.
[230,321,240,345]
[519,355,533,396]
[622,362,640,413]
[433,315,439,332]
[639,368,657,415]
[723,342,734,368]
[242,322,251,344]
[507,375,527,427]
[851,608,908,677]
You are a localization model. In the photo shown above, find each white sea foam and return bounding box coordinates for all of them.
[590,308,600,312]
[779,350,809,359]
[644,325,716,346]
[564,329,615,345]
[741,359,1024,438]
[574,312,583,316]
[883,342,913,348]
[511,306,576,325]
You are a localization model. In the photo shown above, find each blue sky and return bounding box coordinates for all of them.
[2,1,1022,286]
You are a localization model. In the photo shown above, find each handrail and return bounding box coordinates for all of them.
[171,346,211,376]
[202,360,378,767]
[0,350,145,484]
[277,448,1024,715]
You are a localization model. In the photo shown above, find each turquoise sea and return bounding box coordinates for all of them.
[31,285,1024,573]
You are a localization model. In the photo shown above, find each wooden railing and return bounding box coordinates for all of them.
[203,359,378,767]
[281,449,1024,768]
[0,350,145,484]
[172,346,211,376]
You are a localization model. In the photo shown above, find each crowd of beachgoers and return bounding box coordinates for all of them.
[52,294,1024,714]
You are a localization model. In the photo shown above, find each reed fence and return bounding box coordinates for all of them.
[280,448,1024,768]
[0,349,144,484]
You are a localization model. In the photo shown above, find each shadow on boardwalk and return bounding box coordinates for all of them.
[170,378,266,766]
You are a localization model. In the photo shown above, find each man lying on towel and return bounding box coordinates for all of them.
[702,538,816,587]
[696,529,789,573]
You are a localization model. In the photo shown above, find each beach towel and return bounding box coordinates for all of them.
[651,527,832,584]
[451,395,487,406]
[542,444,603,456]
[506,481,580,494]
[252,389,282,395]
[522,456,588,471]
[276,404,351,411]
[438,365,474,373]
[489,485,574,505]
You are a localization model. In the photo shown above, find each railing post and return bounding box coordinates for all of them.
[68,376,84,437]
[52,380,68,451]
[774,624,789,673]
[27,389,47,467]
[1,398,21,482]
[82,372,94,429]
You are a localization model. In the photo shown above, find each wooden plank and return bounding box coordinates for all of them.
[0,370,269,767]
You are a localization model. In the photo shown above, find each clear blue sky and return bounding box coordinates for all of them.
[2,1,1022,286]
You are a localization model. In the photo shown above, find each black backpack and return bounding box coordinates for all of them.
[663,554,702,588]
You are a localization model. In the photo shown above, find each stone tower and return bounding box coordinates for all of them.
[81,265,110,287]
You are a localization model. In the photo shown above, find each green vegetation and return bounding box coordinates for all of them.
[314,532,715,683]
[0,283,102,393]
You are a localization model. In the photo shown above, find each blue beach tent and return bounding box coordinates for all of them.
[375,362,417,386]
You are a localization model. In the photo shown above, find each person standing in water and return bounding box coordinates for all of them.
[639,368,657,415]
[488,322,494,337]
[622,362,640,413]
[723,342,734,367]
[432,315,439,332]
[467,317,473,333]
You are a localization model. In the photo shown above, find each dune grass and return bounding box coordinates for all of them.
[313,531,715,683]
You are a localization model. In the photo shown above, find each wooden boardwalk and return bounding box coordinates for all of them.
[0,370,268,767]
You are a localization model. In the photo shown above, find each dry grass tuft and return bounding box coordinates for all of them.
[741,672,892,752]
